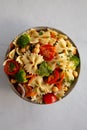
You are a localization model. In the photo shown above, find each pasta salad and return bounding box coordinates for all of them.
[3,27,80,104]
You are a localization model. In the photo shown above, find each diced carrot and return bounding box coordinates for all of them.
[23,84,32,93]
[28,75,36,84]
[50,32,56,39]
[26,91,37,97]
[47,75,54,83]
[59,73,65,82]
[26,74,36,84]
[26,74,34,78]
[55,82,62,90]
[47,68,60,84]
[26,86,32,91]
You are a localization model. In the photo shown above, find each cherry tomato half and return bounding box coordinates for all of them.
[4,60,20,75]
[40,44,56,61]
[43,93,57,104]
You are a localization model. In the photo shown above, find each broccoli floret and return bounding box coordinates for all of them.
[37,61,52,77]
[70,56,80,68]
[17,34,30,48]
[15,69,27,83]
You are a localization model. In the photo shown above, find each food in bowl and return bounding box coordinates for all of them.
[3,27,80,104]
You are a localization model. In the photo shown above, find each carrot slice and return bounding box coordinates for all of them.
[47,69,59,84]
[26,74,34,78]
[55,72,65,90]
[28,75,36,84]
[26,91,37,97]
[55,82,62,90]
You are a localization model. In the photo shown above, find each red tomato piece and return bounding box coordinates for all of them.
[43,93,57,104]
[55,73,65,90]
[4,60,20,75]
[40,44,56,61]
[47,69,59,84]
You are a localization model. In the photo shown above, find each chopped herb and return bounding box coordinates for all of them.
[9,62,15,72]
[67,50,72,57]
[57,61,60,65]
[39,31,43,35]
[61,56,63,58]
[29,44,35,52]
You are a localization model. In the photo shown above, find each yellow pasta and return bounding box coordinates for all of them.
[22,52,44,74]
[8,49,15,59]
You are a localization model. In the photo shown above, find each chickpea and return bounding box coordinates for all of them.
[33,44,40,53]
[73,48,76,54]
[73,71,78,77]
[20,48,26,53]
[10,79,16,84]
[63,86,68,92]
[52,86,59,93]
[25,45,30,50]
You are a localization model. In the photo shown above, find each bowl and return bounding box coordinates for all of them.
[3,26,81,104]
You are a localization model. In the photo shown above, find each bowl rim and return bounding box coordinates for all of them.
[4,26,81,105]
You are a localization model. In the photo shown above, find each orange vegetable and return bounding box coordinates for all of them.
[47,68,59,84]
[26,91,37,97]
[59,73,65,82]
[50,32,56,39]
[55,72,65,90]
[55,82,62,90]
[26,74,34,78]
[28,75,36,84]
[26,74,36,84]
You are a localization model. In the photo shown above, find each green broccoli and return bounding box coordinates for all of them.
[70,56,80,68]
[17,34,30,48]
[15,69,27,83]
[37,61,52,77]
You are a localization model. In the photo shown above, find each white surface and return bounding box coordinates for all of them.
[0,0,87,130]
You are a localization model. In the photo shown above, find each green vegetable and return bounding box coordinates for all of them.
[15,69,27,83]
[67,50,72,57]
[17,34,30,48]
[9,62,15,72]
[37,61,52,77]
[57,61,60,66]
[29,44,35,52]
[39,31,43,35]
[70,56,80,67]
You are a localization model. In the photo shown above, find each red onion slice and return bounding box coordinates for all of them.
[18,83,25,98]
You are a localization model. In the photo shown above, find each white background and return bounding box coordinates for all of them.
[0,0,87,130]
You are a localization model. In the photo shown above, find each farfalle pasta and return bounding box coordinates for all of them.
[22,52,44,74]
[3,27,80,104]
